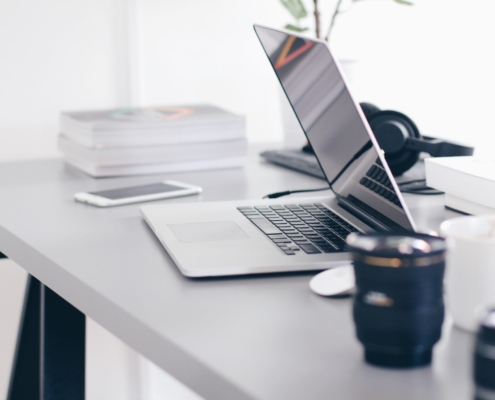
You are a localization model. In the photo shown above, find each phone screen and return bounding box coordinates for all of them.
[89,183,185,200]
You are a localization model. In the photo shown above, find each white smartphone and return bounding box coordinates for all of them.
[74,180,202,207]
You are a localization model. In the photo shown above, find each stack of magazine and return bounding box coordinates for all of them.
[58,104,247,177]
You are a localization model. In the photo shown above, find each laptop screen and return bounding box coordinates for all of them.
[254,25,415,232]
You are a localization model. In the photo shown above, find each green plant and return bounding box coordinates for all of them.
[280,0,413,42]
[280,0,309,32]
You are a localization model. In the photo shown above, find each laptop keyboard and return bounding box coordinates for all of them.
[237,203,360,256]
[360,159,401,206]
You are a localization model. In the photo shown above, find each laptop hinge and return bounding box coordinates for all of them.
[337,195,407,233]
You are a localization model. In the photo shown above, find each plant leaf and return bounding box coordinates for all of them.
[280,0,308,20]
[284,24,309,32]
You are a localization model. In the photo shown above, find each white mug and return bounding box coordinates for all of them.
[440,215,495,332]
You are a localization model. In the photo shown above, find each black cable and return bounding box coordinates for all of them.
[398,179,444,195]
[398,179,428,186]
[263,176,443,200]
[262,187,330,199]
[401,189,444,195]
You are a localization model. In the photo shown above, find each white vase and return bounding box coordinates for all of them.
[280,58,359,149]
[338,58,359,89]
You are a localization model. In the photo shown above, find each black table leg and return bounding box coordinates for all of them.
[7,276,40,400]
[8,275,86,400]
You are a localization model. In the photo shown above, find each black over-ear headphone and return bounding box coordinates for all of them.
[360,102,474,176]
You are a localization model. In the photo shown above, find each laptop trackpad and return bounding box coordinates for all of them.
[168,221,250,243]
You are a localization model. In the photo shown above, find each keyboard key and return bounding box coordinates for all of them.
[239,204,359,255]
[237,207,255,211]
[284,251,296,255]
[250,218,282,235]
[246,215,264,219]
[299,243,322,254]
[321,232,341,241]
[273,239,291,243]
[269,234,287,240]
[319,240,338,247]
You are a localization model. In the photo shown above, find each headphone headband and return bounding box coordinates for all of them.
[360,103,474,176]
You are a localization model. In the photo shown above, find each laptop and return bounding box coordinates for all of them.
[140,25,416,277]
[260,148,325,179]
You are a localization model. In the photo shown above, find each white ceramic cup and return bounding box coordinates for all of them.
[440,215,495,332]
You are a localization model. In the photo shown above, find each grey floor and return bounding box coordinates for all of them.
[0,258,203,400]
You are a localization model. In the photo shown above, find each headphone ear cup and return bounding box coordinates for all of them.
[367,110,421,176]
[359,102,381,121]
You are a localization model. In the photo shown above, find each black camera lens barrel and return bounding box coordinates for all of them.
[474,309,495,400]
[347,233,446,368]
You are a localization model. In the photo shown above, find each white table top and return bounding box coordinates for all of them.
[0,145,472,400]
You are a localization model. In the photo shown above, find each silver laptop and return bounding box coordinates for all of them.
[141,25,416,277]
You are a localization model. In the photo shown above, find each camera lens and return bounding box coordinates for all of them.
[347,232,446,368]
[474,309,495,399]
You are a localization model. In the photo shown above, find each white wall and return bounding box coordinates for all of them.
[1,0,494,161]
[0,0,130,161]
[136,0,289,143]
[135,0,495,153]
[327,0,495,157]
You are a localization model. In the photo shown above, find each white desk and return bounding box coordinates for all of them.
[0,145,473,400]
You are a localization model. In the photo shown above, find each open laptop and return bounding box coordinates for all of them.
[140,25,416,277]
